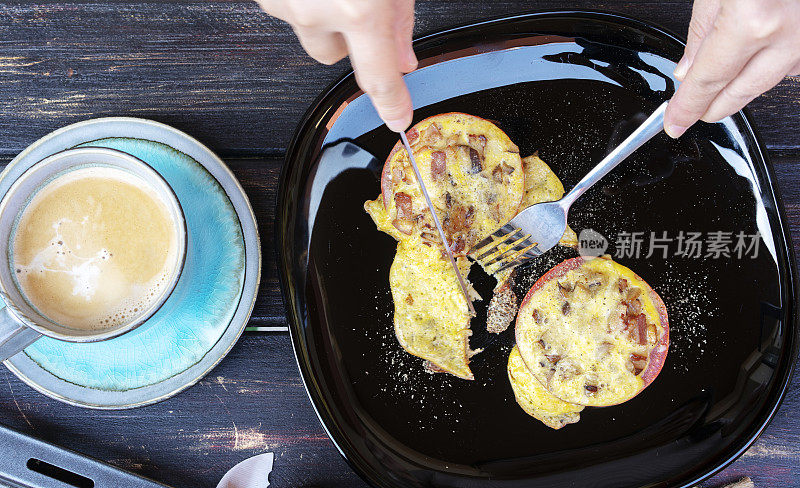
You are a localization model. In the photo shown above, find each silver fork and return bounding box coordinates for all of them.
[469,101,669,272]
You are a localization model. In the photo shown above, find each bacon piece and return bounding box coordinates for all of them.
[393,165,408,184]
[451,236,465,253]
[394,192,413,218]
[626,298,642,316]
[464,206,475,227]
[430,151,446,181]
[468,147,483,174]
[392,192,414,235]
[406,128,419,146]
[625,287,642,301]
[545,354,562,363]
[636,314,648,345]
[469,134,487,149]
[492,165,504,183]
[448,205,470,232]
[421,123,443,145]
[532,309,543,324]
[392,218,413,235]
[629,353,648,375]
[558,281,574,294]
[420,231,440,245]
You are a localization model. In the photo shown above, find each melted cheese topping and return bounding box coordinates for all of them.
[508,346,583,429]
[516,257,666,406]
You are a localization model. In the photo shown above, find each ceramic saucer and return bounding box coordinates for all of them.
[0,118,260,408]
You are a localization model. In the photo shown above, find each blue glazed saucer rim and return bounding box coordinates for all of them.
[1,117,261,409]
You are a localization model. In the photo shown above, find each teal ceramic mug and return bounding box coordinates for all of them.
[0,147,187,360]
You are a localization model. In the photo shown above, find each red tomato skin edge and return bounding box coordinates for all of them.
[515,256,670,401]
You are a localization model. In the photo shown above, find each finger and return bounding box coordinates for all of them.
[345,28,413,132]
[294,27,348,65]
[675,0,721,80]
[394,0,417,73]
[664,14,763,138]
[254,0,292,22]
[701,47,796,122]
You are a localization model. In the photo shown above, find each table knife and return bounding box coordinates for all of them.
[399,132,476,317]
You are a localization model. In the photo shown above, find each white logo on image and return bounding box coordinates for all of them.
[578,228,609,258]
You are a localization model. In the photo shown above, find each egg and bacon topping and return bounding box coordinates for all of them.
[372,112,525,251]
[515,256,670,408]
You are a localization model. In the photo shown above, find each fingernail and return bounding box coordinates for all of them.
[664,123,688,139]
[674,58,689,81]
[386,116,412,133]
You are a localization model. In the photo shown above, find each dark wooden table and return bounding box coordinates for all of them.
[0,2,798,487]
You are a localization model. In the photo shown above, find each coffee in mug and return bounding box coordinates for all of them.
[0,147,186,360]
[11,166,181,330]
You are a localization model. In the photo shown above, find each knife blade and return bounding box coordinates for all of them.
[399,131,476,317]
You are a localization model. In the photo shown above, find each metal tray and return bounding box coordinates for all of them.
[0,423,169,487]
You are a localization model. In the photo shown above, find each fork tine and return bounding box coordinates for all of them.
[487,242,542,273]
[493,256,530,274]
[477,232,528,264]
[473,227,522,261]
[481,234,535,267]
[491,245,542,273]
[469,224,518,256]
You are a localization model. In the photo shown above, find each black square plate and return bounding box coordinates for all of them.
[277,11,798,488]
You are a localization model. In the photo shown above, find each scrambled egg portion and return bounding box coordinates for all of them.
[391,243,475,379]
[508,346,583,429]
[521,154,578,247]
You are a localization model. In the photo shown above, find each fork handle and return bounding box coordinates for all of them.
[560,100,668,208]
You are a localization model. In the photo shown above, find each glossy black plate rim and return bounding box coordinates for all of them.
[276,10,799,488]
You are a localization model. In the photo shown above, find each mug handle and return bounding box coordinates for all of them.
[0,305,41,361]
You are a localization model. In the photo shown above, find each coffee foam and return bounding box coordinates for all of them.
[96,270,173,329]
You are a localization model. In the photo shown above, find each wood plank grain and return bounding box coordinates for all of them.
[0,333,365,488]
[0,1,798,157]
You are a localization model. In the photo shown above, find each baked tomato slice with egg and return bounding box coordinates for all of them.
[375,112,525,253]
[515,256,669,407]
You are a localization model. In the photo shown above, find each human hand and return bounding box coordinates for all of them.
[256,0,417,132]
[664,0,800,138]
